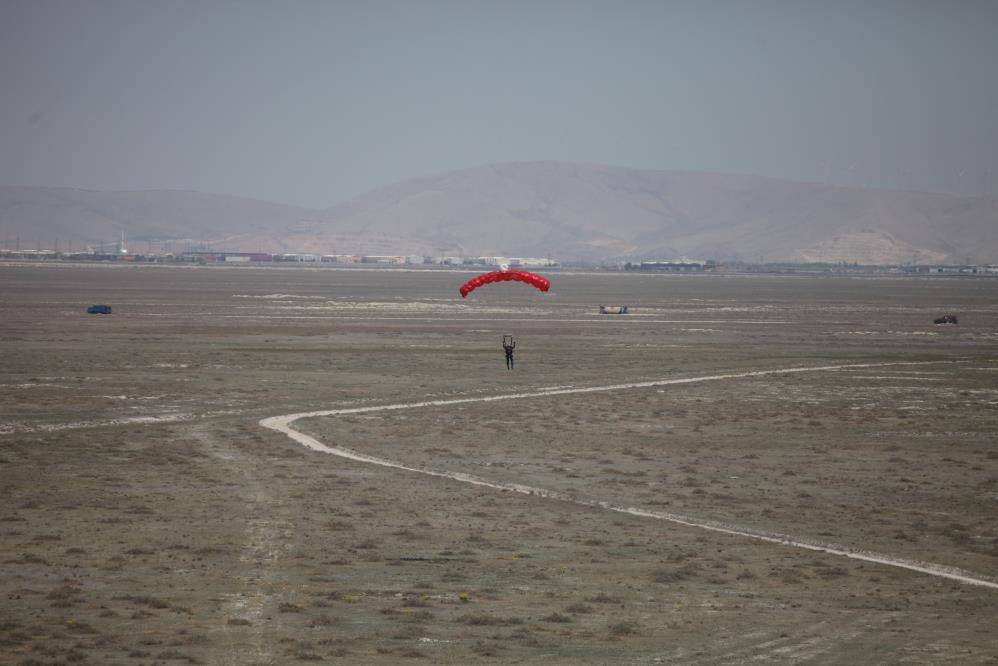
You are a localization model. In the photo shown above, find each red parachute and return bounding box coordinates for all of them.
[459,270,550,298]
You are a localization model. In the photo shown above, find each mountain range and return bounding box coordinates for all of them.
[3,162,996,264]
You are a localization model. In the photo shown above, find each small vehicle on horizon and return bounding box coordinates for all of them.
[87,304,113,315]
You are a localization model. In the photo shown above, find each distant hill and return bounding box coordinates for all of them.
[315,162,998,264]
[0,186,315,253]
[3,163,997,263]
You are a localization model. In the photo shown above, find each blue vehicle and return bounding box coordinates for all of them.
[87,304,113,315]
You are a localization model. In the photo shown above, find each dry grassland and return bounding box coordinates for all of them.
[1,264,996,664]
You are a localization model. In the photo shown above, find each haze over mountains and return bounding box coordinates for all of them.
[3,162,996,264]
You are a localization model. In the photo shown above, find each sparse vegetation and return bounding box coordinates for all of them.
[608,621,639,637]
[3,265,996,663]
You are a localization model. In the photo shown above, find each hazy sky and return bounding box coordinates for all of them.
[2,0,996,208]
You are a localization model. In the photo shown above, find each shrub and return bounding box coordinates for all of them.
[608,621,639,637]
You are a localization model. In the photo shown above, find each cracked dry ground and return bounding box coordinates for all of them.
[1,264,997,664]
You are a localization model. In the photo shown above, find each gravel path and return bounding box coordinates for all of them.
[261,360,998,591]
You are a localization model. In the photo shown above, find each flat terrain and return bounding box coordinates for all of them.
[1,263,996,664]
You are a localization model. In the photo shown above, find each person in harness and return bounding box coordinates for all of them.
[502,335,516,370]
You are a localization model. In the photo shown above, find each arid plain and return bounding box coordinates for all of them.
[2,264,997,664]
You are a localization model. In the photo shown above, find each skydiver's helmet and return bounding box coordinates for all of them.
[499,263,510,272]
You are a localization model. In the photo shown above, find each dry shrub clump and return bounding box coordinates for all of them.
[608,621,639,637]
[457,612,523,626]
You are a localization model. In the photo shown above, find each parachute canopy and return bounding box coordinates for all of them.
[459,270,550,298]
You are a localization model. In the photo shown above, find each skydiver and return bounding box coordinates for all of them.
[502,336,516,370]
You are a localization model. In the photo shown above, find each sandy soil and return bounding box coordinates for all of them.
[1,263,996,664]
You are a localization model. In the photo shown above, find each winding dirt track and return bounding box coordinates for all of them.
[260,360,998,591]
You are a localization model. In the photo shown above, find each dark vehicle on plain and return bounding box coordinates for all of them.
[87,304,113,315]
[599,305,629,314]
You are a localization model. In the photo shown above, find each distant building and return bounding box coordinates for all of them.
[477,256,510,267]
[423,256,467,265]
[0,249,58,259]
[638,259,709,272]
[361,255,407,264]
[478,256,558,268]
[904,264,995,275]
[515,257,559,268]
[179,251,272,263]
